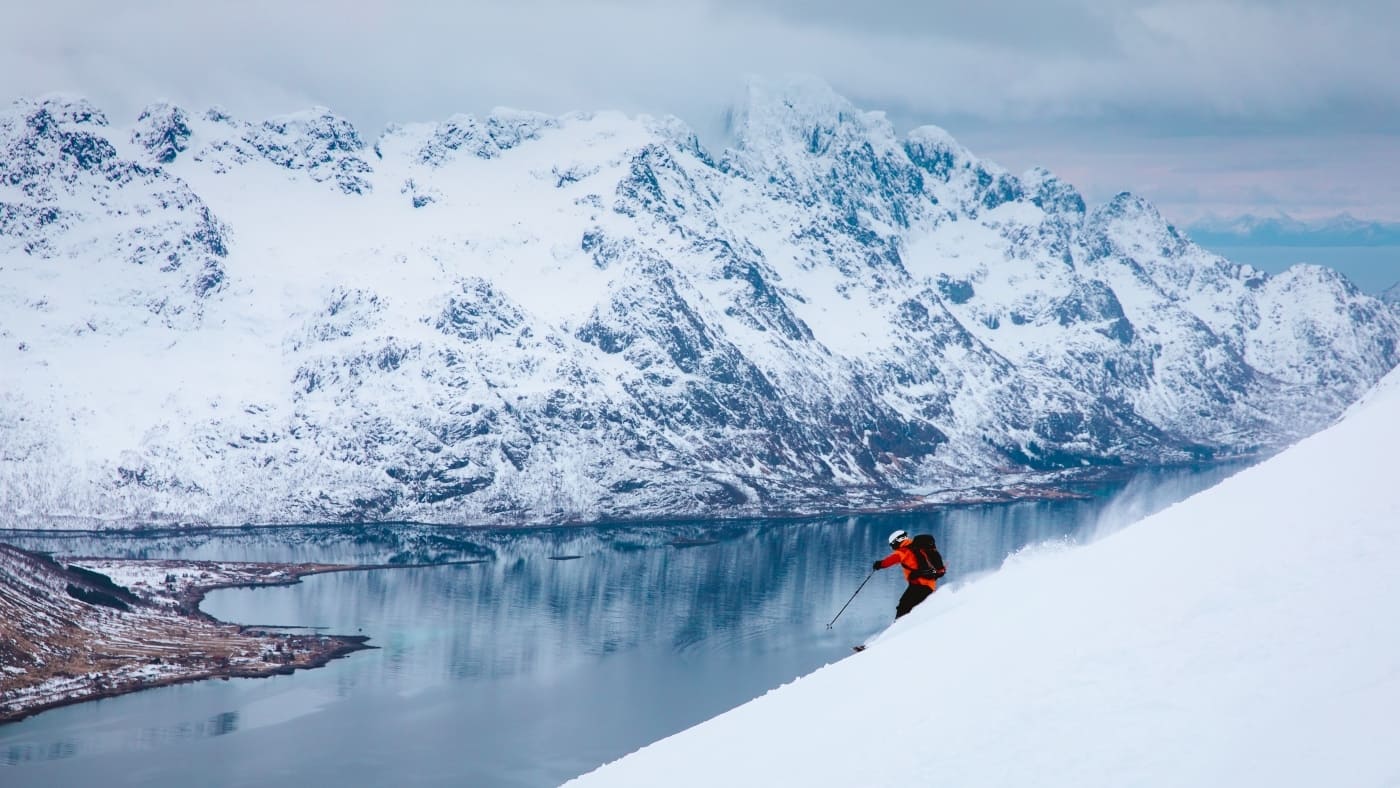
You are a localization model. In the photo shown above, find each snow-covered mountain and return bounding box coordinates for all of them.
[1187,211,1400,247]
[565,336,1400,788]
[2,80,1397,528]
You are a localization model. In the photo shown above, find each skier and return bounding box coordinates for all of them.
[873,529,945,619]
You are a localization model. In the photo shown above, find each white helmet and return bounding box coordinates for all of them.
[888,529,909,548]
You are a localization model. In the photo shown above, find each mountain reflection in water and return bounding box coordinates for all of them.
[0,462,1250,787]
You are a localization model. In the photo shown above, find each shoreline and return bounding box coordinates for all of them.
[0,459,1260,725]
[0,458,1263,537]
[1,633,374,727]
[0,553,481,726]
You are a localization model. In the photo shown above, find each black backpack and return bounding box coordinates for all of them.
[909,534,946,580]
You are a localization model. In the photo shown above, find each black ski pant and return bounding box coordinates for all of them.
[895,582,934,619]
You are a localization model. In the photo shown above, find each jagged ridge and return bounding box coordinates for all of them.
[1,81,1397,528]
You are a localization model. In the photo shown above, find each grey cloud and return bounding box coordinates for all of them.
[5,0,1396,133]
[2,0,1397,220]
[702,0,1126,53]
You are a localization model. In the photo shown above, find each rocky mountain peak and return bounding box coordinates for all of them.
[374,106,567,170]
[132,102,193,164]
[485,107,559,151]
[25,94,110,127]
[902,124,973,179]
[727,76,889,153]
[902,125,1022,215]
[260,107,365,152]
[1022,166,1086,217]
[185,105,375,194]
[1093,191,1167,226]
[1,87,1396,529]
[0,96,229,315]
[1083,191,1187,262]
[722,76,906,187]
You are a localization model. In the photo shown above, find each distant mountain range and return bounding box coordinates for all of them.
[2,80,1398,529]
[1186,213,1400,247]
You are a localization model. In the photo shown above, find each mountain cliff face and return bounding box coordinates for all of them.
[2,81,1397,528]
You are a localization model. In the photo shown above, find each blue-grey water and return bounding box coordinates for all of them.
[0,462,1248,787]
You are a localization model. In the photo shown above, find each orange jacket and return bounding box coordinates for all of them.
[876,544,939,590]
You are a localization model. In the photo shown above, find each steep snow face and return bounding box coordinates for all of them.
[1,81,1398,528]
[0,96,229,314]
[566,366,1400,788]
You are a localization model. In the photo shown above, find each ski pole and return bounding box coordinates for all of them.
[826,568,876,629]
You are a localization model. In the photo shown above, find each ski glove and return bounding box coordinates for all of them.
[872,560,882,571]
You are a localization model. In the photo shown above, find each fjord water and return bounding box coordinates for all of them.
[0,463,1246,787]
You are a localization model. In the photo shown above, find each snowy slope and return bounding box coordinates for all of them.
[567,367,1400,788]
[2,80,1398,528]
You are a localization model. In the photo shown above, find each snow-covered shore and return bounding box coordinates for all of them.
[0,551,374,723]
[568,368,1400,787]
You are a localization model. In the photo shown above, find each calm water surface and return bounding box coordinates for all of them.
[0,462,1248,787]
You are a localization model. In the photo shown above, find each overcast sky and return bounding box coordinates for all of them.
[4,0,1399,227]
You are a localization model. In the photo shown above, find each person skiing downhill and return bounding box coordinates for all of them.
[873,529,945,619]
